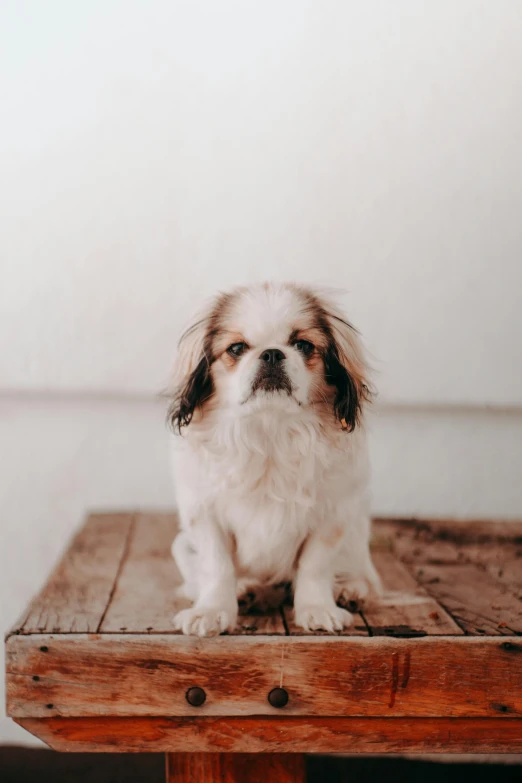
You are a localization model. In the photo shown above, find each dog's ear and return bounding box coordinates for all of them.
[168,306,214,431]
[320,297,372,432]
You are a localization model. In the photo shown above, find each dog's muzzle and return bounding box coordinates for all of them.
[251,347,292,395]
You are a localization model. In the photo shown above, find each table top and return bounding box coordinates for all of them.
[5,512,522,754]
[8,512,522,639]
[5,513,522,725]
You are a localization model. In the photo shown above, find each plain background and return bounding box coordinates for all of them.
[1,1,522,746]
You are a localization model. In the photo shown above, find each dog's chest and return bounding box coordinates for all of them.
[205,414,334,507]
[176,415,365,580]
[218,454,318,581]
[226,498,311,581]
[206,419,333,580]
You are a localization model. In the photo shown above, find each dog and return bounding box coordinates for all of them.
[168,282,381,636]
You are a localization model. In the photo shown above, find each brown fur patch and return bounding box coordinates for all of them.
[293,286,372,428]
[321,525,344,548]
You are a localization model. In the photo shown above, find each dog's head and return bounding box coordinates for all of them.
[168,282,371,432]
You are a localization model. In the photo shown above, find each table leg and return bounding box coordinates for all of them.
[165,753,306,782]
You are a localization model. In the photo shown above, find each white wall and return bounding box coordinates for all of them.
[2,0,522,404]
[2,0,522,746]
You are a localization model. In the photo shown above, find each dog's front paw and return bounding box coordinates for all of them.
[294,604,353,633]
[335,571,382,610]
[173,606,237,637]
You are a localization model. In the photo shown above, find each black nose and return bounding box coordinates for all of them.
[260,348,285,365]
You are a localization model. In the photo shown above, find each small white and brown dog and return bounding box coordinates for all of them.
[168,282,381,636]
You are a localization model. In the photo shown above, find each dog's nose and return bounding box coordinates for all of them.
[260,348,285,365]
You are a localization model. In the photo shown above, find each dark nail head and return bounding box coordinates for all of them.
[268,687,289,708]
[186,686,206,707]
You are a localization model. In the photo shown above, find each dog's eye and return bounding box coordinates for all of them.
[226,342,248,357]
[293,340,314,356]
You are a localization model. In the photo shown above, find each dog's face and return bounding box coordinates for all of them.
[169,283,370,431]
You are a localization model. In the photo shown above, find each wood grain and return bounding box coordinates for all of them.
[482,547,522,597]
[392,531,522,600]
[7,634,522,719]
[166,753,306,783]
[413,563,522,635]
[12,514,134,635]
[100,512,286,635]
[16,716,522,754]
[361,551,462,636]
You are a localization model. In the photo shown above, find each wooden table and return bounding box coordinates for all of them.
[5,513,522,782]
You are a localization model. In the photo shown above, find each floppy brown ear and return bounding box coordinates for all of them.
[167,307,214,431]
[320,297,372,431]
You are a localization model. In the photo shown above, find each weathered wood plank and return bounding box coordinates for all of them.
[14,514,134,635]
[387,524,521,570]
[16,716,522,754]
[100,513,184,633]
[6,635,522,719]
[377,521,466,565]
[482,548,522,597]
[413,563,522,635]
[362,551,463,636]
[100,512,286,635]
[394,533,522,600]
[166,753,306,783]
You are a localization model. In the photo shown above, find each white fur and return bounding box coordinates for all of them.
[170,283,381,636]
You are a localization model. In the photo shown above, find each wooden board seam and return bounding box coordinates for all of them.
[279,607,290,635]
[95,515,137,633]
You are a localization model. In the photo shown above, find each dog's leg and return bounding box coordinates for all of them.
[173,518,238,637]
[333,520,383,609]
[171,531,200,601]
[293,532,353,633]
[334,554,382,609]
